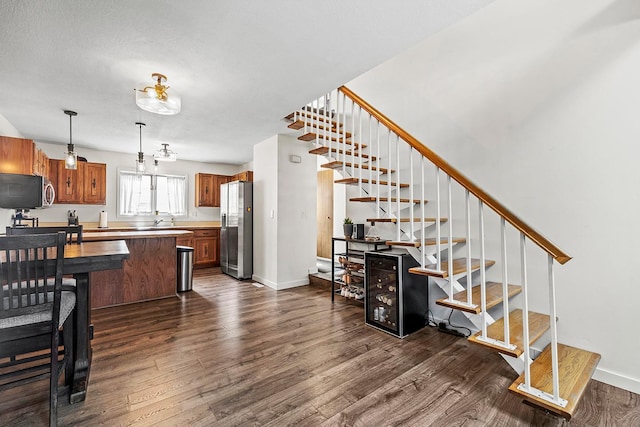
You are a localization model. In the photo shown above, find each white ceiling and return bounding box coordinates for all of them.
[0,0,493,165]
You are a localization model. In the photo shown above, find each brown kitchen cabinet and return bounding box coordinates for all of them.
[195,173,231,207]
[193,228,220,267]
[176,233,194,248]
[33,146,49,179]
[0,136,33,175]
[231,170,253,182]
[49,159,106,204]
[83,162,106,204]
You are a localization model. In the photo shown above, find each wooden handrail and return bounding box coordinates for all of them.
[339,85,571,264]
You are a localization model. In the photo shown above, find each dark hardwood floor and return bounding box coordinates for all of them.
[1,268,638,426]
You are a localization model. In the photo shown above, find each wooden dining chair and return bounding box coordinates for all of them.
[0,232,76,427]
[6,225,83,244]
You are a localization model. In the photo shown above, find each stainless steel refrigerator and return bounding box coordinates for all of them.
[220,180,253,279]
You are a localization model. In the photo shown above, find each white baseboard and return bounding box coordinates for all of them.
[251,275,309,290]
[593,368,640,394]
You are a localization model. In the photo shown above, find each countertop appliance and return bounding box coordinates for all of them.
[0,173,55,209]
[220,180,253,280]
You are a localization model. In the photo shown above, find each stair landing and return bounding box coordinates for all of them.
[509,343,601,419]
[468,309,549,358]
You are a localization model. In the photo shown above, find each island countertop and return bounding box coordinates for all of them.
[83,229,193,241]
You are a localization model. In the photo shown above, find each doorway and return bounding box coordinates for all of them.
[316,169,333,259]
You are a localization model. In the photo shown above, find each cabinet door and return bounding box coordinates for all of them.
[83,162,106,204]
[0,136,34,175]
[212,175,231,207]
[195,173,214,207]
[54,160,84,203]
[194,238,216,266]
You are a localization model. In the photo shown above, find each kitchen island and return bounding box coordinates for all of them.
[84,230,194,308]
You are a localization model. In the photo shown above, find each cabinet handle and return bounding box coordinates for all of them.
[205,186,209,195]
[66,177,71,188]
[92,178,96,189]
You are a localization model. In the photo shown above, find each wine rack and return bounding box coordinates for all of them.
[365,251,429,338]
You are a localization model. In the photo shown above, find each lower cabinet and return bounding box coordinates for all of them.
[194,228,219,268]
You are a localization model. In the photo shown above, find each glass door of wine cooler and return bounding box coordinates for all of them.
[365,254,400,335]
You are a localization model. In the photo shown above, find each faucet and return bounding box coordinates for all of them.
[153,218,164,227]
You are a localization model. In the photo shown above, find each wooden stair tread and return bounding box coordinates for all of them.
[350,197,427,204]
[322,161,393,174]
[509,343,601,419]
[468,309,549,358]
[288,121,350,137]
[309,146,376,161]
[367,217,447,223]
[386,237,466,248]
[408,258,495,278]
[335,178,408,187]
[298,133,366,149]
[436,282,522,314]
[285,111,342,127]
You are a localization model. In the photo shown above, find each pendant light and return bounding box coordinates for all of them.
[153,143,177,162]
[64,110,78,170]
[135,122,146,173]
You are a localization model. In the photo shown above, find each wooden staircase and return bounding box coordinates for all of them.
[285,87,600,419]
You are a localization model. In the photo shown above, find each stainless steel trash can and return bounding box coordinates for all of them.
[177,245,194,292]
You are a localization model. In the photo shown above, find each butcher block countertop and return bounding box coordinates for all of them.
[82,229,193,241]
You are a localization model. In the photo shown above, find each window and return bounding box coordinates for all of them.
[118,170,187,216]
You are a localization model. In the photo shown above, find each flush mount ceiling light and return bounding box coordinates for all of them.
[64,110,78,170]
[135,122,146,173]
[135,73,181,115]
[153,143,177,162]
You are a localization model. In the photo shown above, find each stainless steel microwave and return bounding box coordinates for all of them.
[0,173,55,209]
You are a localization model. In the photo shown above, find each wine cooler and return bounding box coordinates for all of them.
[365,251,429,338]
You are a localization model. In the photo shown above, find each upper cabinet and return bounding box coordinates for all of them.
[0,136,39,176]
[231,170,253,182]
[49,159,106,205]
[83,162,107,204]
[195,173,231,207]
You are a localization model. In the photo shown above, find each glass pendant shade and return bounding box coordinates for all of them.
[153,143,177,162]
[65,143,77,170]
[64,110,78,170]
[135,73,181,116]
[136,152,146,173]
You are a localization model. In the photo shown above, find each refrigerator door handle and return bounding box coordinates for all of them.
[221,213,227,227]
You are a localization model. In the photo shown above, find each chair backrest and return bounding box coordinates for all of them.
[0,232,66,329]
[6,225,83,244]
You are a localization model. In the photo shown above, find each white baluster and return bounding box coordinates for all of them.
[387,129,391,217]
[410,147,414,241]
[435,167,441,271]
[479,201,487,339]
[548,255,561,403]
[501,217,510,346]
[466,189,472,305]
[421,156,425,266]
[447,176,453,298]
[396,134,401,242]
[368,114,372,196]
[376,120,380,215]
[358,106,363,198]
[520,234,531,390]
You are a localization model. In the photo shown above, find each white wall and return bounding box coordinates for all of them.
[253,134,317,289]
[253,135,279,287]
[347,0,640,393]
